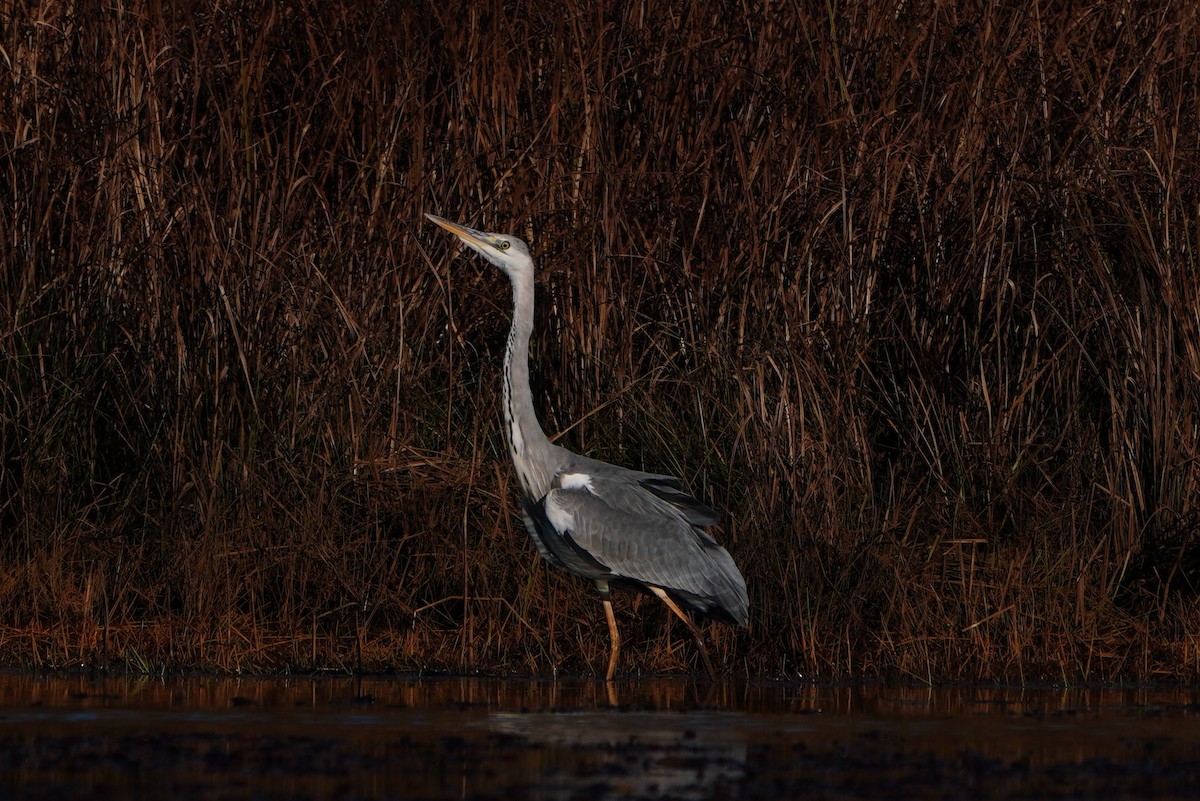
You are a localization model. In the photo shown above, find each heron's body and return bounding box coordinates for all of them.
[426,213,749,679]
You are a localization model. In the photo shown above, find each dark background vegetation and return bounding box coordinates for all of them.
[2,0,1198,680]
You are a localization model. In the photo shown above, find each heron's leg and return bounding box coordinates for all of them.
[649,586,717,680]
[602,598,621,681]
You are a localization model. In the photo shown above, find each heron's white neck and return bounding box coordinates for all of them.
[503,271,553,496]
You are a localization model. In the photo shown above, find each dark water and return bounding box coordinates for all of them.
[0,672,1198,800]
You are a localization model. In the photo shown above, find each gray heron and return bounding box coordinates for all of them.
[425,214,749,680]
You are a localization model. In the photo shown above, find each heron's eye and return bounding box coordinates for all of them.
[498,241,511,250]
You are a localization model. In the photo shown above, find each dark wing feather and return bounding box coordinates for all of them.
[519,496,563,567]
[637,475,721,526]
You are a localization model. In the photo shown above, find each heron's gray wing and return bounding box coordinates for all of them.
[541,487,749,625]
[559,457,721,528]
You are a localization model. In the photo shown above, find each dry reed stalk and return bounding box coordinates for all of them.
[0,0,1197,679]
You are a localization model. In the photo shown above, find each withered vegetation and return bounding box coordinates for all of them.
[2,1,1198,680]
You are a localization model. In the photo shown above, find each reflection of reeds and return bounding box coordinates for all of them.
[2,1,1197,679]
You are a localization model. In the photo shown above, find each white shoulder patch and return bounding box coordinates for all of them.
[558,472,594,492]
[543,492,574,534]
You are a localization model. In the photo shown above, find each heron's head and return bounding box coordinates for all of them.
[425,213,533,282]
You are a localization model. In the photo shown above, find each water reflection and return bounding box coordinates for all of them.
[1,672,1198,800]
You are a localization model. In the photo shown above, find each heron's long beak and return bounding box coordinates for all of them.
[425,213,493,251]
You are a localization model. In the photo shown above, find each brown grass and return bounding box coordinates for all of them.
[1,0,1198,680]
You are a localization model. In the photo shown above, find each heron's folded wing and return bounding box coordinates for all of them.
[556,463,720,529]
[542,487,747,622]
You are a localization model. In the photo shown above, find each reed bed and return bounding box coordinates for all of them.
[1,0,1198,680]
